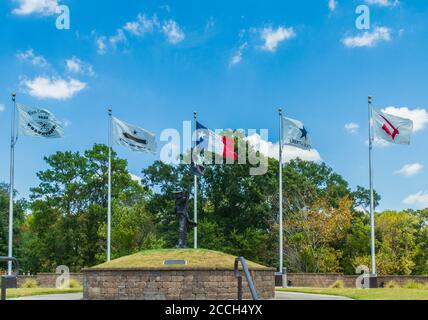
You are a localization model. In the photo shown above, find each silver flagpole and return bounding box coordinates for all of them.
[107,108,112,261]
[278,108,284,276]
[8,93,17,275]
[368,96,376,276]
[193,112,198,249]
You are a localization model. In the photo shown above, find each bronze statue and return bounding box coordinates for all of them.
[173,190,197,248]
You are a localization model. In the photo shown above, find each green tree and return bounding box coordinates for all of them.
[0,183,27,270]
[22,144,149,272]
[354,211,419,275]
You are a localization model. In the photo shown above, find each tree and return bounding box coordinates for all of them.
[21,144,150,272]
[284,196,353,273]
[141,137,354,269]
[353,211,419,275]
[351,186,381,212]
[0,183,27,269]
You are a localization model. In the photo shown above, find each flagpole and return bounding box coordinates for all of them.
[193,111,198,249]
[278,108,284,276]
[8,93,17,275]
[368,96,376,276]
[107,108,112,261]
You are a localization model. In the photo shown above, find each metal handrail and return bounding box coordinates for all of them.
[0,257,19,277]
[234,257,259,300]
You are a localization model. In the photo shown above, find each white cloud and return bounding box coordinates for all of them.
[22,76,87,100]
[344,122,359,134]
[246,133,322,163]
[66,56,94,76]
[260,26,296,52]
[95,36,107,55]
[394,163,424,177]
[129,173,142,184]
[162,20,185,44]
[365,0,399,7]
[0,104,5,112]
[382,107,428,132]
[124,14,159,36]
[342,26,392,48]
[12,0,61,16]
[16,49,49,67]
[403,191,428,209]
[230,42,248,66]
[109,29,127,48]
[95,13,185,54]
[329,0,338,12]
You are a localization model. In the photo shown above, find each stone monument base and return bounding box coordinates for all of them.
[83,268,275,300]
[82,249,275,300]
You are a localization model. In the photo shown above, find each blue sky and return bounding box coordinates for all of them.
[1,0,428,211]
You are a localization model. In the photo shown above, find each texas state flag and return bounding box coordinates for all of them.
[196,121,237,161]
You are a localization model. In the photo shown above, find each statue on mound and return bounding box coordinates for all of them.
[173,190,197,248]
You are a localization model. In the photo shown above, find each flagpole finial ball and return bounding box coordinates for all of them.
[12,92,16,97]
[368,96,372,101]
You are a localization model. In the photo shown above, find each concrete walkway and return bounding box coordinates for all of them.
[275,291,352,300]
[11,293,83,300]
[12,291,351,301]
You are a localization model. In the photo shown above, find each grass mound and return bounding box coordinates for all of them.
[91,249,271,270]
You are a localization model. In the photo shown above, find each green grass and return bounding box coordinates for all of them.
[6,288,82,299]
[91,249,271,270]
[278,287,428,300]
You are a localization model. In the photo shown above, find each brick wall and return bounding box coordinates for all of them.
[17,275,37,287]
[83,268,275,300]
[17,273,83,288]
[286,273,428,288]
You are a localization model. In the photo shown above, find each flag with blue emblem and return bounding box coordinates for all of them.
[282,116,312,150]
[17,104,64,138]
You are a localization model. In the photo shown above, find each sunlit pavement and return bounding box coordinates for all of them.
[10,293,83,300]
[274,291,352,300]
[11,291,352,300]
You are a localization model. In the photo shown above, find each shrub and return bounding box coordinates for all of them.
[385,281,400,289]
[404,281,424,289]
[21,278,38,289]
[68,279,82,289]
[329,280,344,289]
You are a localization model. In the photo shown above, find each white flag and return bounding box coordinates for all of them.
[282,116,312,150]
[371,106,413,145]
[17,104,64,138]
[112,117,157,154]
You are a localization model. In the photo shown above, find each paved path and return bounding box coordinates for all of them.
[12,291,350,301]
[275,291,352,300]
[11,293,83,300]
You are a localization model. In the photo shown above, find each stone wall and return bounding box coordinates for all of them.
[83,268,275,300]
[286,273,428,288]
[17,275,37,287]
[17,273,83,288]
